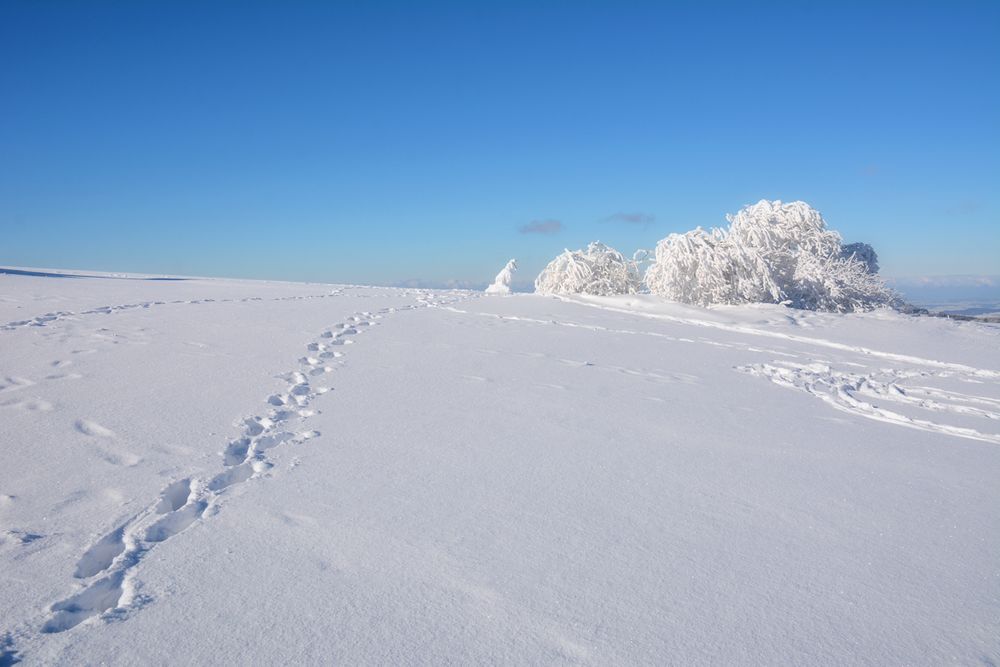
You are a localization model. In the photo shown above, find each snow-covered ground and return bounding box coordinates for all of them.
[2,269,999,665]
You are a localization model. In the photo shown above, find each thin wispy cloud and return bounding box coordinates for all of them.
[944,201,982,216]
[603,212,655,226]
[519,219,563,235]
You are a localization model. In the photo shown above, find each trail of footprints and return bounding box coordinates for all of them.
[1,290,346,331]
[38,308,381,634]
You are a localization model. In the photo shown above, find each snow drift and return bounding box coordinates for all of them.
[534,242,642,296]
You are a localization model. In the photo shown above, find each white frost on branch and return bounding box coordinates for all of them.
[485,259,518,294]
[534,242,642,296]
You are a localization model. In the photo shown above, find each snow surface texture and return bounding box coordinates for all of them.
[534,242,642,296]
[485,259,517,295]
[2,271,999,665]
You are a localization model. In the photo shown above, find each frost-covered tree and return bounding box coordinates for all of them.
[534,242,642,296]
[632,248,654,275]
[485,259,517,295]
[644,200,897,312]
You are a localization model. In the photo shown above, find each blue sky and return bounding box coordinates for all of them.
[1,1,997,287]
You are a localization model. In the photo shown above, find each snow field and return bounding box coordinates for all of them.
[1,272,999,664]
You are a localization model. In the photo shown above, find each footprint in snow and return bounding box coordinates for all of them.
[75,419,115,438]
[0,398,54,412]
[145,500,208,542]
[155,479,193,514]
[41,571,126,633]
[74,526,126,579]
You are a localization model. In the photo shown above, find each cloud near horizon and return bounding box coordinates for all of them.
[390,277,535,292]
[887,275,998,287]
[603,212,655,226]
[519,219,563,235]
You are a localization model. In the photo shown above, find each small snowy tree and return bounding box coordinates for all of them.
[535,242,642,296]
[644,200,897,312]
[485,259,518,295]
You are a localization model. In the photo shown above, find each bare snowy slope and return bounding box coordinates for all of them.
[1,271,998,664]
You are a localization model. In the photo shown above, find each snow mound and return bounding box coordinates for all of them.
[485,259,517,295]
[534,242,641,296]
[644,200,897,312]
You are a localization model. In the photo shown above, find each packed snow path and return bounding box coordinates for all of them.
[1,272,998,664]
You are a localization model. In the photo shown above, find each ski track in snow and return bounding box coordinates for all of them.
[440,303,1000,446]
[5,289,473,658]
[558,296,1000,379]
[737,362,1000,445]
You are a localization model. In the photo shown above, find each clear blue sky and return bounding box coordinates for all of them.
[2,1,997,287]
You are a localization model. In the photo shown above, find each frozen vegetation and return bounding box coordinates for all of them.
[1,269,999,665]
[534,241,642,296]
[538,200,898,312]
[484,259,517,294]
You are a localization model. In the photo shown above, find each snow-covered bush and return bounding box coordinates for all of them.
[790,252,897,312]
[644,200,897,312]
[485,259,517,295]
[839,242,879,274]
[534,242,642,296]
[643,227,738,304]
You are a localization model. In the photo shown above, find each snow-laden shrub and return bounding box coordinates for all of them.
[839,242,879,274]
[727,200,843,261]
[644,228,736,304]
[644,200,897,312]
[790,252,897,312]
[534,242,642,296]
[485,259,517,295]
